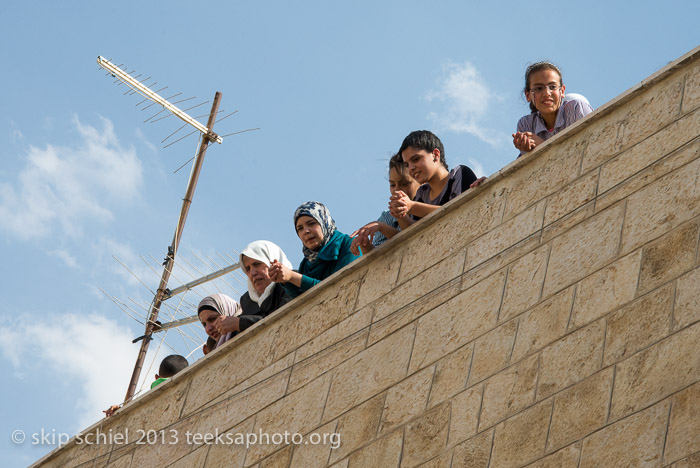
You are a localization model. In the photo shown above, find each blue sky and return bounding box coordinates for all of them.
[1,1,698,466]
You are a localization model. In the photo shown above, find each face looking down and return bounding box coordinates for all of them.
[242,254,272,295]
[199,309,221,341]
[295,215,324,250]
[401,147,441,184]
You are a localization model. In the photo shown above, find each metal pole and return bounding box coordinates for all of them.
[124,91,222,402]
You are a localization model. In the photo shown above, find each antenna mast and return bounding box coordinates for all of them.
[97,56,223,402]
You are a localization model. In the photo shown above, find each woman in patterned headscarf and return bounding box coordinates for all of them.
[269,201,361,298]
[197,293,242,353]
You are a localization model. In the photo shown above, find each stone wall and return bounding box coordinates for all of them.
[32,44,700,468]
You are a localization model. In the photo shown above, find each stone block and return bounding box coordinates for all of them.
[356,248,402,309]
[409,270,505,374]
[367,278,461,347]
[415,451,454,468]
[451,429,493,468]
[621,156,700,255]
[204,417,254,468]
[502,145,582,222]
[665,381,700,465]
[603,283,674,366]
[489,399,553,468]
[570,251,641,329]
[537,320,605,399]
[479,354,538,430]
[428,344,473,407]
[544,170,598,227]
[289,420,337,468]
[466,201,545,270]
[595,138,700,214]
[295,307,372,363]
[371,253,466,323]
[247,374,332,464]
[579,400,669,468]
[401,402,450,467]
[323,324,415,422]
[638,220,699,295]
[257,446,293,468]
[379,366,434,435]
[468,320,516,385]
[610,321,700,421]
[511,286,574,362]
[669,452,700,468]
[499,244,550,322]
[525,443,581,468]
[447,385,482,447]
[347,430,402,468]
[542,203,624,298]
[541,201,596,244]
[674,266,700,330]
[288,328,369,392]
[547,368,613,451]
[582,73,685,172]
[598,108,700,194]
[169,445,208,468]
[223,353,295,402]
[682,58,700,114]
[330,394,383,463]
[129,415,200,468]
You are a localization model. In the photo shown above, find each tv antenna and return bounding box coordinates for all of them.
[97,56,227,402]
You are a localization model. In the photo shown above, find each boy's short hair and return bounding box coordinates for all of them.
[158,355,189,378]
[398,130,447,169]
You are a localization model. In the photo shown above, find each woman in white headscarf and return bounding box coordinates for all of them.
[237,240,293,327]
[197,293,242,353]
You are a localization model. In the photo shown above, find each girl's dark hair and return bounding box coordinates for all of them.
[524,61,563,113]
[389,153,410,178]
[398,130,448,170]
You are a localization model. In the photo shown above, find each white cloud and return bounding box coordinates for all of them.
[0,116,143,240]
[48,249,80,270]
[467,158,486,178]
[0,312,163,430]
[426,62,510,148]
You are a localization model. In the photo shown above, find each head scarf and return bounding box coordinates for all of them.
[197,293,242,349]
[293,201,337,262]
[239,240,293,306]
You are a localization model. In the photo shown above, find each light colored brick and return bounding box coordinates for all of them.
[448,385,482,447]
[638,220,699,294]
[675,266,700,330]
[409,270,505,374]
[379,366,434,434]
[330,394,383,463]
[571,250,641,329]
[511,286,574,362]
[356,248,402,309]
[258,446,293,468]
[428,344,473,406]
[466,201,546,270]
[603,283,674,366]
[288,329,369,392]
[415,451,454,468]
[347,430,402,468]
[664,381,700,465]
[289,420,337,468]
[579,401,669,468]
[669,452,700,468]
[479,354,538,430]
[621,157,700,255]
[599,108,700,194]
[203,417,254,468]
[595,138,700,214]
[610,321,700,421]
[295,307,372,363]
[682,58,700,113]
[537,320,605,399]
[541,201,595,244]
[499,244,550,322]
[543,203,625,297]
[468,320,516,385]
[451,429,493,468]
[169,445,208,468]
[324,324,414,422]
[547,368,613,451]
[544,170,598,226]
[525,443,581,468]
[490,399,553,468]
[401,402,450,467]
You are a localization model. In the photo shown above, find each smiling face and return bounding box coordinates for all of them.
[401,147,440,184]
[526,69,565,117]
[198,309,221,341]
[295,215,324,250]
[389,167,421,199]
[242,254,272,295]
